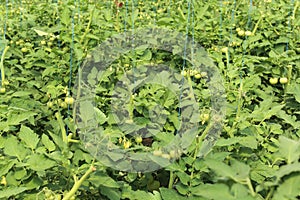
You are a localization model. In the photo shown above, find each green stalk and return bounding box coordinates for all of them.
[62,165,96,200]
[252,16,263,36]
[292,1,299,21]
[80,6,95,44]
[0,46,10,86]
[72,66,82,138]
[246,177,256,197]
[55,111,68,144]
[190,121,214,179]
[168,171,174,189]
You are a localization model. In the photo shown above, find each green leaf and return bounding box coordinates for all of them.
[122,189,155,200]
[286,82,300,103]
[0,187,27,199]
[26,154,56,171]
[24,176,43,190]
[204,159,235,179]
[215,137,241,146]
[160,188,200,200]
[89,172,120,188]
[0,159,17,176]
[250,162,276,183]
[60,6,71,25]
[190,183,235,200]
[18,125,39,150]
[94,107,107,125]
[239,136,258,149]
[7,112,37,126]
[4,136,29,161]
[79,100,96,126]
[231,183,256,200]
[277,110,300,129]
[100,186,121,200]
[41,134,56,152]
[48,131,67,151]
[204,159,250,182]
[275,162,300,182]
[278,136,300,164]
[272,174,300,200]
[250,100,284,122]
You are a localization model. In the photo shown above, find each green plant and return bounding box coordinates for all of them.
[0,0,300,199]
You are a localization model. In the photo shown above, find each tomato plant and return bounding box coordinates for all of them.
[0,0,300,200]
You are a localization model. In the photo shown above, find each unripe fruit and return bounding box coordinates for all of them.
[21,47,28,52]
[41,40,46,45]
[123,141,131,149]
[221,47,228,53]
[60,101,68,108]
[269,77,278,85]
[153,150,162,156]
[194,73,201,79]
[238,30,245,36]
[161,153,171,160]
[3,80,9,85]
[0,87,6,93]
[279,77,288,84]
[47,101,53,108]
[200,71,208,77]
[169,150,177,158]
[135,136,143,143]
[65,97,74,105]
[245,31,252,36]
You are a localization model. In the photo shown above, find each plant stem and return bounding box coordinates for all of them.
[246,177,256,197]
[168,171,174,189]
[0,46,10,86]
[55,111,68,144]
[80,6,95,44]
[252,15,263,35]
[62,165,96,200]
[292,1,299,21]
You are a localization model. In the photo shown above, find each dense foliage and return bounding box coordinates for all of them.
[0,0,300,199]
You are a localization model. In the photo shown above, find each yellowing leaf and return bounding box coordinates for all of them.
[33,29,50,36]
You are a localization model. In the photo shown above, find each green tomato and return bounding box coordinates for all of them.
[221,47,228,53]
[65,97,74,105]
[245,30,252,36]
[135,136,143,144]
[200,71,208,77]
[21,47,28,52]
[194,73,201,79]
[153,150,162,156]
[279,77,288,84]
[269,77,278,85]
[169,150,177,158]
[60,101,68,108]
[3,79,9,86]
[0,87,6,94]
[55,194,62,200]
[47,101,54,108]
[161,153,171,160]
[238,30,245,36]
